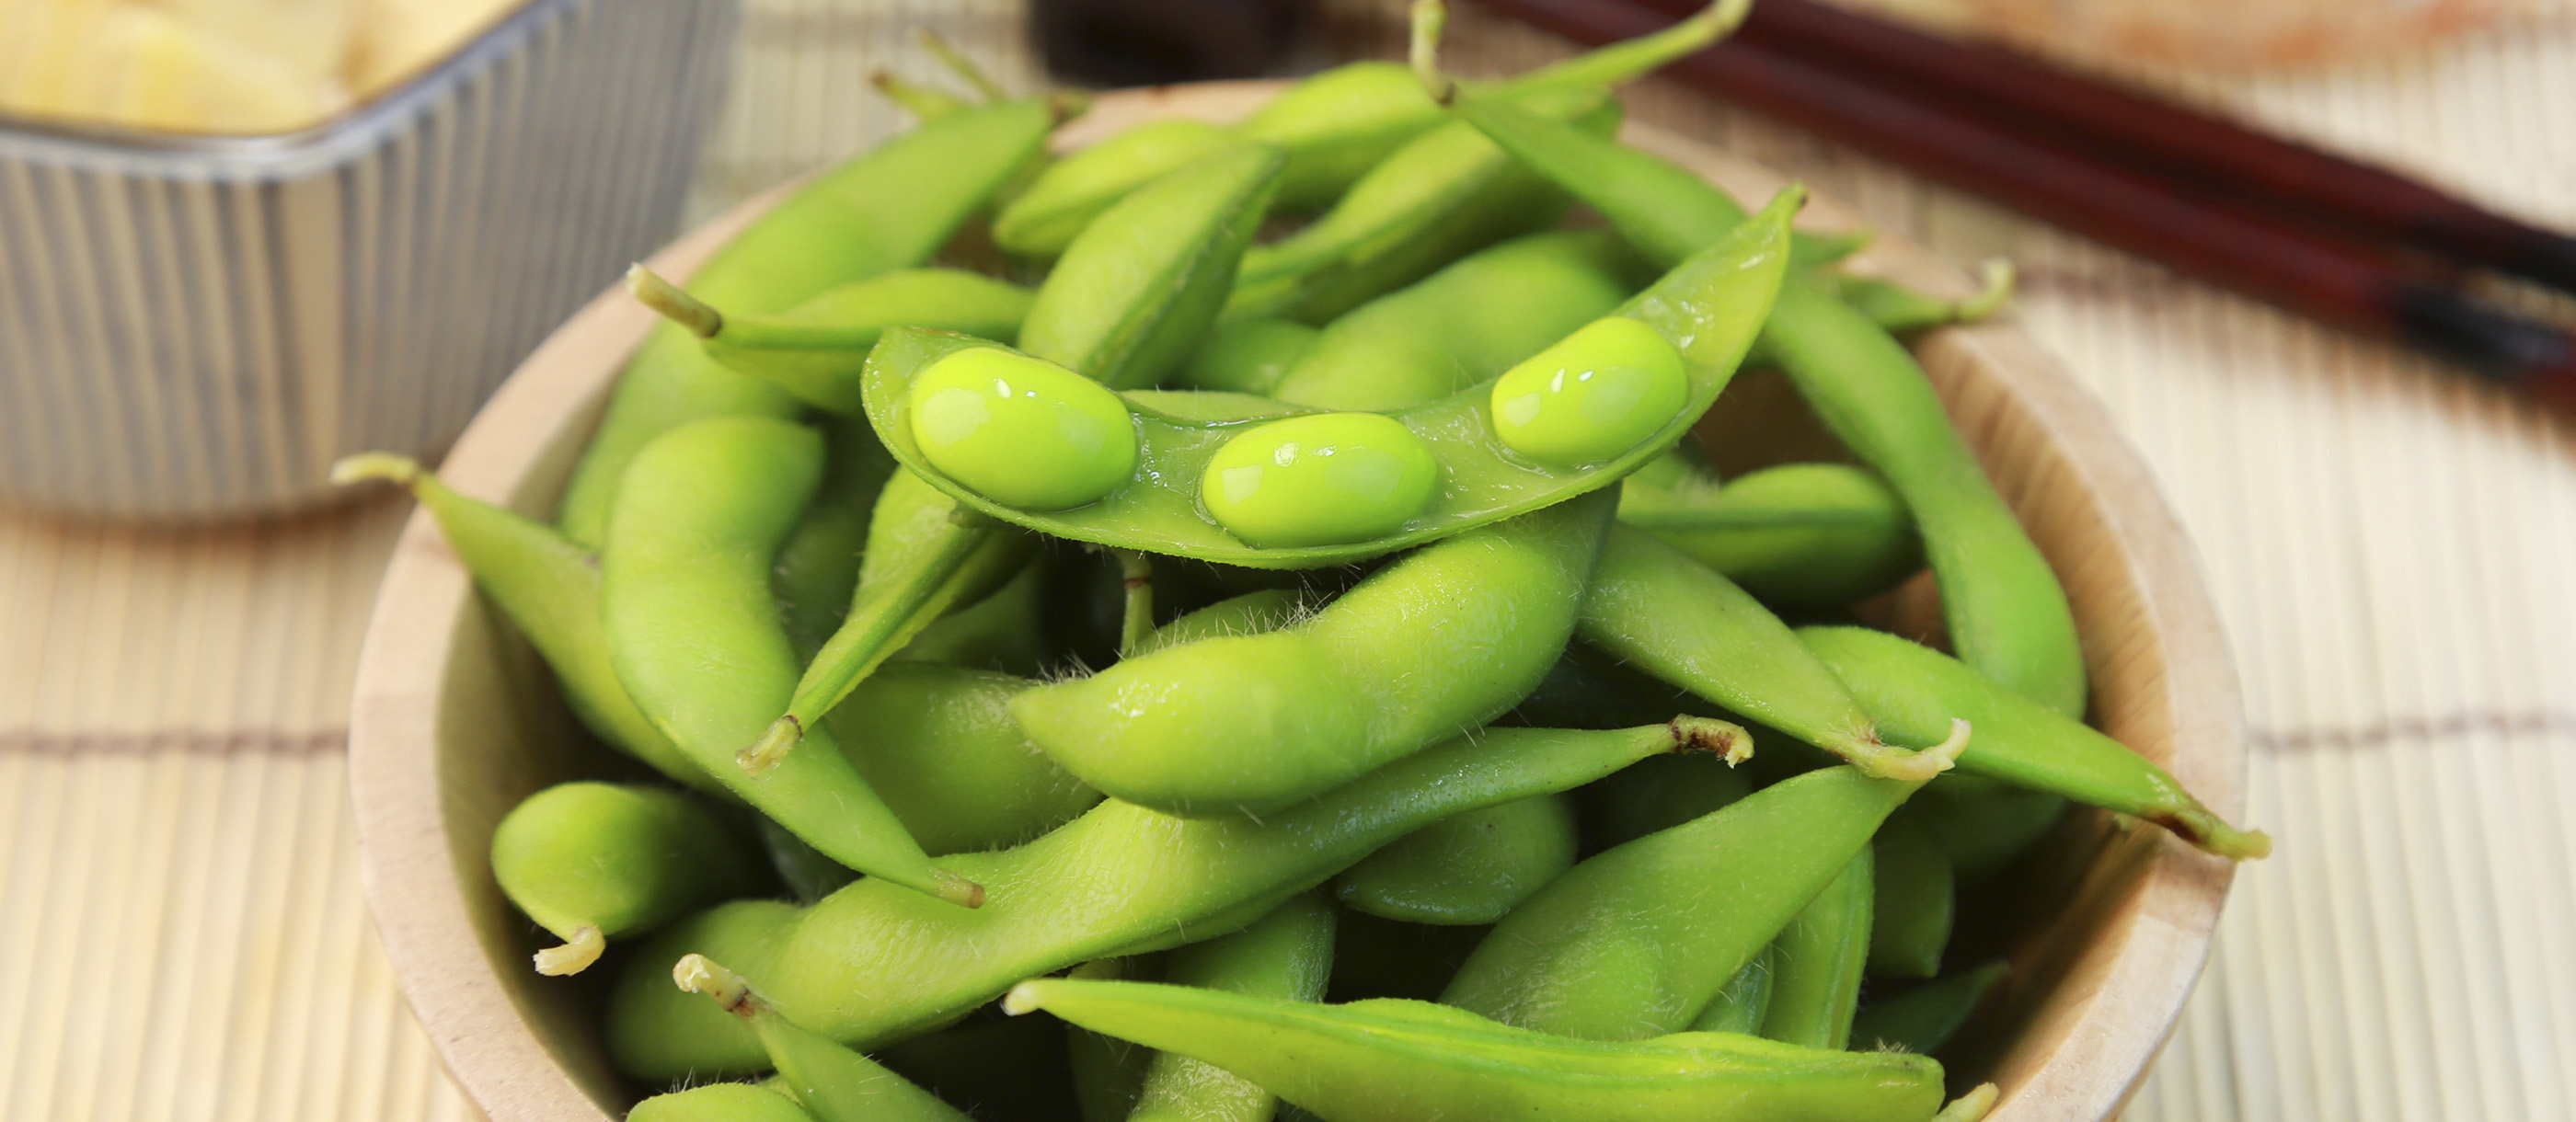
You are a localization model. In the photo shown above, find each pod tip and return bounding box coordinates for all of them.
[672,953,756,1015]
[1933,1082,2001,1122]
[736,716,802,777]
[1670,716,1754,765]
[1409,0,1454,103]
[936,869,989,910]
[329,452,420,488]
[1001,981,1047,1016]
[532,926,604,976]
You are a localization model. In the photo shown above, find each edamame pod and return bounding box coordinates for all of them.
[1442,738,1962,1040]
[1002,979,1949,1122]
[673,955,970,1122]
[558,98,1059,545]
[630,267,1036,416]
[995,120,1240,258]
[1581,524,1958,781]
[1852,961,2009,1055]
[603,418,978,907]
[1020,143,1286,390]
[1799,625,2271,859]
[1616,462,1924,609]
[1688,946,1777,1035]
[327,454,709,792]
[1131,894,1338,1122]
[825,663,1099,855]
[1011,492,1616,817]
[1756,850,1872,1050]
[629,1083,816,1122]
[775,414,899,660]
[1267,229,1639,412]
[1869,808,1954,979]
[1335,795,1577,925]
[1443,80,2091,717]
[608,719,1744,1078]
[491,782,762,975]
[860,188,1796,567]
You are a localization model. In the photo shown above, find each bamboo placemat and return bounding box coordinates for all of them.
[3,1,2571,1119]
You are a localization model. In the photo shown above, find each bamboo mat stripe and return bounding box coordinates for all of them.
[3,2,2575,1120]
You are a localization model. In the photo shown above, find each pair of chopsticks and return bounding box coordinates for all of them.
[1474,0,2576,412]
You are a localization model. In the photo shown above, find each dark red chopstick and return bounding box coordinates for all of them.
[1638,0,2576,295]
[1471,0,2576,403]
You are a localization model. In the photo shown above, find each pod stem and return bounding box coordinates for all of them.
[916,29,1009,102]
[1958,258,2016,323]
[740,715,803,778]
[934,868,989,910]
[328,452,422,488]
[533,925,604,976]
[1409,0,1454,104]
[1113,548,1154,658]
[1933,1082,2001,1122]
[1669,715,1754,766]
[1844,718,1970,783]
[627,265,722,339]
[673,953,758,1016]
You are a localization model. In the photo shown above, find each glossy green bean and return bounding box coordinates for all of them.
[327,454,709,792]
[1010,492,1614,817]
[628,1083,816,1122]
[607,719,1738,1079]
[1757,850,1872,1050]
[1445,82,2090,717]
[1851,961,2008,1056]
[1002,978,1948,1122]
[1687,945,1776,1035]
[826,662,1099,855]
[673,956,971,1122]
[1616,462,1924,609]
[1581,524,1959,780]
[1799,625,2271,859]
[1266,229,1638,412]
[1869,808,1954,979]
[630,267,1035,416]
[602,418,976,907]
[860,189,1796,567]
[1441,739,1960,1041]
[490,782,761,975]
[1335,794,1577,925]
[1132,894,1338,1122]
[556,98,1058,545]
[775,415,899,660]
[1020,143,1286,390]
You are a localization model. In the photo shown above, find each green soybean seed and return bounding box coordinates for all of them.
[861,187,1796,567]
[1490,315,1687,466]
[907,348,1140,511]
[490,782,761,976]
[1200,412,1440,548]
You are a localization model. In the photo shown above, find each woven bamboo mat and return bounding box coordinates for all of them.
[3,1,2571,1118]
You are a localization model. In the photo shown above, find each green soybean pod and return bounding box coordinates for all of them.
[1799,625,2271,859]
[1011,491,1615,817]
[995,119,1241,258]
[1021,143,1286,390]
[1444,83,2089,718]
[1852,960,2009,1055]
[1581,525,1961,781]
[629,1083,817,1122]
[1441,738,1960,1041]
[607,719,1737,1079]
[1688,945,1777,1035]
[673,956,971,1122]
[775,414,900,660]
[825,662,1099,856]
[490,782,761,975]
[327,454,709,793]
[1757,850,1873,1050]
[1267,229,1638,412]
[862,189,1797,568]
[1336,795,1578,925]
[1173,318,1322,396]
[629,267,1036,416]
[603,418,978,907]
[557,98,1059,545]
[1131,894,1338,1122]
[1001,979,1949,1122]
[1869,808,1955,979]
[1616,462,1925,610]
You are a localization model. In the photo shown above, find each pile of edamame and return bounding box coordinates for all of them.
[339,5,2266,1118]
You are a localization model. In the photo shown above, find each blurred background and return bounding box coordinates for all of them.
[0,1,2571,1120]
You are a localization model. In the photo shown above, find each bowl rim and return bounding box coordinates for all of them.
[348,80,2246,1122]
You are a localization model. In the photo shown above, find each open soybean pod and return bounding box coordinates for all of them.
[1002,979,1949,1122]
[557,97,1063,546]
[1800,625,2271,859]
[859,188,1799,569]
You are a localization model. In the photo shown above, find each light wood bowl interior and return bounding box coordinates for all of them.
[348,82,2246,1122]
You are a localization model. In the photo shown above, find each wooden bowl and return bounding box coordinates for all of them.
[349,82,2246,1122]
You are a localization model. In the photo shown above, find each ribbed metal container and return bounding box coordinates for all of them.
[0,0,737,521]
